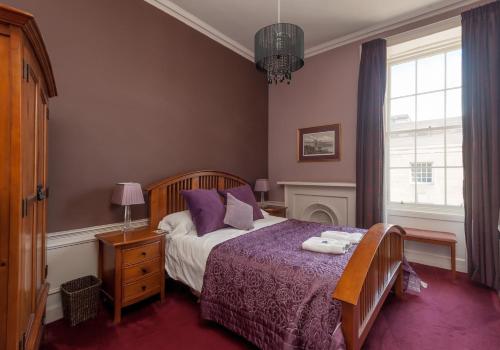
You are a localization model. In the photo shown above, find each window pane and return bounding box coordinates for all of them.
[389,168,415,204]
[417,91,445,128]
[446,88,462,121]
[390,96,415,131]
[416,128,444,166]
[446,167,464,206]
[417,54,445,93]
[446,49,461,88]
[446,126,463,166]
[417,167,445,205]
[389,131,415,167]
[411,162,433,183]
[391,61,415,98]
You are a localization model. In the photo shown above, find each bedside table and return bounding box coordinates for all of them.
[96,227,166,323]
[262,205,287,218]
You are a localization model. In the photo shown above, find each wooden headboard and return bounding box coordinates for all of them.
[145,170,249,229]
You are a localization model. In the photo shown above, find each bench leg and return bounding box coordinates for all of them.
[450,244,456,280]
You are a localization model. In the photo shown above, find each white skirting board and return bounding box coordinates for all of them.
[45,219,149,323]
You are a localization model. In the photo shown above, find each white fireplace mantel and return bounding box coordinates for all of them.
[279,181,356,226]
[277,181,356,188]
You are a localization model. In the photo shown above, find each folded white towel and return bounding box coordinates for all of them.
[321,231,363,244]
[302,237,349,255]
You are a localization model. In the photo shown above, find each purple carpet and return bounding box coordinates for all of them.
[42,264,500,350]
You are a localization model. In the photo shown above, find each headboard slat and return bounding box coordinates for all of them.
[192,176,199,190]
[146,170,249,229]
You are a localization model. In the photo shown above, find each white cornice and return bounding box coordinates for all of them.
[144,0,482,62]
[304,0,478,58]
[144,0,254,61]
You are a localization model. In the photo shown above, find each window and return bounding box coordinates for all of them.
[411,162,433,184]
[387,30,463,209]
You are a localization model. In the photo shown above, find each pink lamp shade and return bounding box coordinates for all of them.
[111,182,145,206]
[254,179,270,192]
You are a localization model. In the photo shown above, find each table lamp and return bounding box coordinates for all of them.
[254,179,270,204]
[111,182,145,231]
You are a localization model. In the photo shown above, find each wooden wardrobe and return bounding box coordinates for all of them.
[0,5,57,350]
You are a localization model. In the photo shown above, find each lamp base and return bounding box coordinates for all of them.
[122,205,132,232]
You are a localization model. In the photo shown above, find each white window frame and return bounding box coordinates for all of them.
[385,37,464,215]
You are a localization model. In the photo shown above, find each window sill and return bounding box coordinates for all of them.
[386,206,464,223]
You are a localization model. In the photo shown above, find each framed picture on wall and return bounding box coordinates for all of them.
[297,124,341,162]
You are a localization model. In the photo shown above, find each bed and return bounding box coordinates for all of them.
[146,170,406,350]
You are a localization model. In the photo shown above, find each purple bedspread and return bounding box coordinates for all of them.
[200,219,421,350]
[200,219,366,350]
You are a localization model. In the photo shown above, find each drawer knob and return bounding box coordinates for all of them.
[141,268,147,274]
[141,286,146,291]
[0,261,6,267]
[141,252,147,257]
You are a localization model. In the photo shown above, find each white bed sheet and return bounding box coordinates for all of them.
[165,215,288,293]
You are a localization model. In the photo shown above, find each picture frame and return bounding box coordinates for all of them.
[297,124,341,162]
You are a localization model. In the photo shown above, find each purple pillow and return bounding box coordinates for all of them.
[224,193,254,230]
[219,184,264,220]
[181,189,225,236]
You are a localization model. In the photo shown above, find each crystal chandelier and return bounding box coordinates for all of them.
[254,0,304,84]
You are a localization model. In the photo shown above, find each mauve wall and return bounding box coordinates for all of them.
[268,43,360,200]
[6,0,268,232]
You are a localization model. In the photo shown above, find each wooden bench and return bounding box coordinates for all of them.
[403,227,457,279]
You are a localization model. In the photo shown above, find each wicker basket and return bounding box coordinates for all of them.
[61,275,102,326]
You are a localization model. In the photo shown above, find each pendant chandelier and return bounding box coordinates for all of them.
[254,0,304,84]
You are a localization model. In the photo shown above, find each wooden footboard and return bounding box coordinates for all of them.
[333,224,406,350]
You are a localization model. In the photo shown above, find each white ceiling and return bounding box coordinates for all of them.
[145,0,476,60]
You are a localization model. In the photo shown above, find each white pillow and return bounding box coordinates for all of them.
[158,210,196,236]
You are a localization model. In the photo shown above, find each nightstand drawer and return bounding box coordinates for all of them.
[122,273,161,304]
[122,258,161,283]
[122,241,160,266]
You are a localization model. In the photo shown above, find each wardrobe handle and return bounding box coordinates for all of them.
[36,185,46,201]
[0,261,6,267]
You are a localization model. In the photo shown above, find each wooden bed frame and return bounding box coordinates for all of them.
[146,170,406,350]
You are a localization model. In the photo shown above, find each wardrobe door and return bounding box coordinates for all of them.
[34,91,48,302]
[19,54,38,346]
[0,28,10,350]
